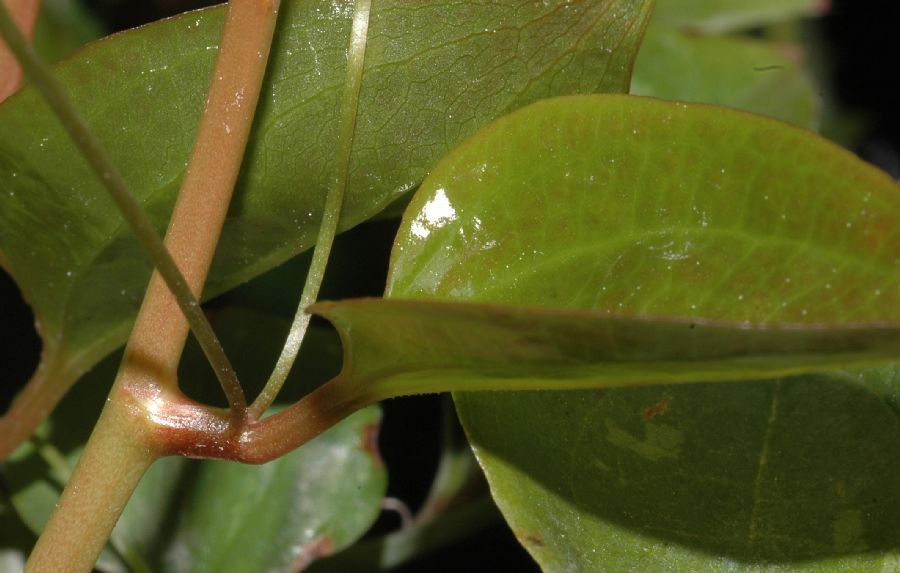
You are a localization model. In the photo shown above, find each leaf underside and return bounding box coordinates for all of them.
[313,297,900,400]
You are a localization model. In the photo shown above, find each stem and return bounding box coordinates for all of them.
[161,374,362,464]
[308,497,501,572]
[125,0,282,419]
[414,397,478,525]
[0,0,38,102]
[24,397,159,573]
[381,497,415,529]
[248,0,372,420]
[0,0,246,415]
[0,356,69,459]
[23,1,282,569]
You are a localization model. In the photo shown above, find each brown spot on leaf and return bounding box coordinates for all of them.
[290,536,333,572]
[835,479,847,498]
[523,534,544,547]
[642,395,671,421]
[360,422,384,467]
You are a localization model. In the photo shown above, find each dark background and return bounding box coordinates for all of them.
[1,1,898,570]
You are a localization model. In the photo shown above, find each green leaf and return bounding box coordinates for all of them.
[653,0,827,33]
[454,374,900,572]
[0,0,654,449]
[312,298,900,398]
[632,23,819,128]
[32,0,105,63]
[385,95,900,570]
[388,95,900,322]
[4,309,386,572]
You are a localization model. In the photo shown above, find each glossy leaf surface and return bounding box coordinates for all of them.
[4,310,385,572]
[0,0,654,448]
[632,23,819,128]
[653,0,825,33]
[386,95,900,570]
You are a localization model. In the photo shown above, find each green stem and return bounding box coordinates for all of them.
[249,0,373,420]
[0,1,245,414]
[24,398,159,573]
[17,2,282,569]
[0,357,68,459]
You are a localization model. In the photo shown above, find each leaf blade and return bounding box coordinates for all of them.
[631,23,820,128]
[384,94,900,570]
[454,374,900,571]
[312,297,900,399]
[653,0,827,33]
